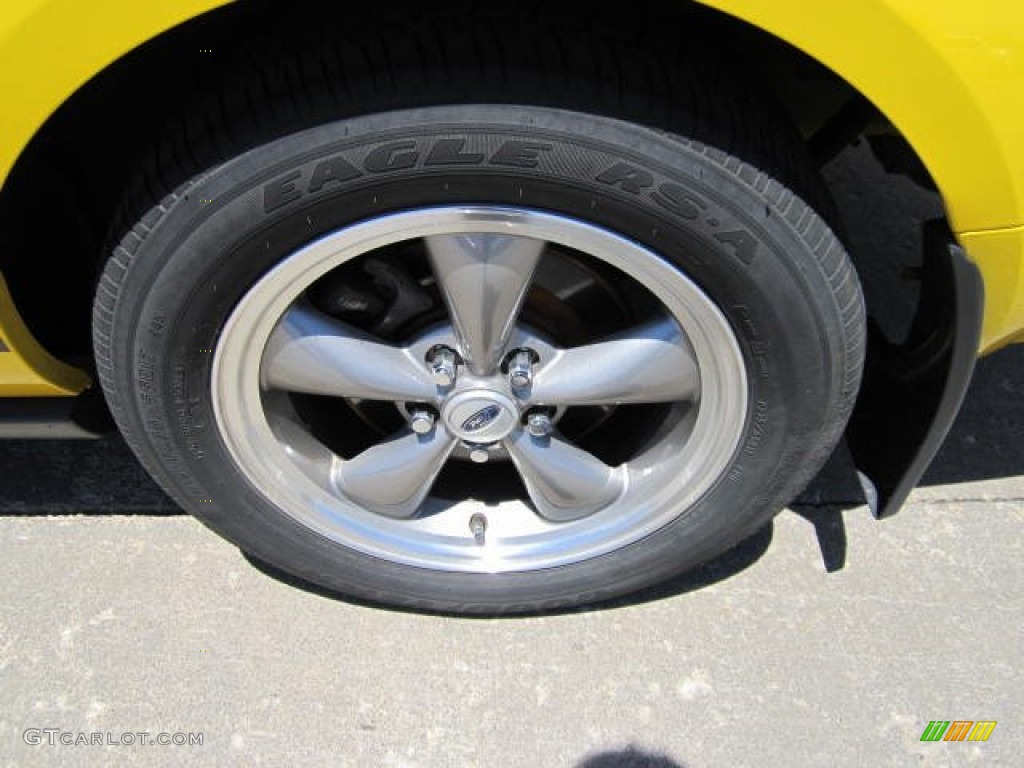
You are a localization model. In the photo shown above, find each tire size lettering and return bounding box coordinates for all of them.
[731,304,770,379]
[171,364,206,461]
[743,399,770,457]
[137,347,156,403]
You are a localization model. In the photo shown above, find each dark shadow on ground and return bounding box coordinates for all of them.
[576,747,687,768]
[0,434,178,515]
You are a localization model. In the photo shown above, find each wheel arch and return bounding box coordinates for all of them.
[700,0,1021,234]
[0,0,229,191]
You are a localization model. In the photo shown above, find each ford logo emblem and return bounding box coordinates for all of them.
[462,405,502,433]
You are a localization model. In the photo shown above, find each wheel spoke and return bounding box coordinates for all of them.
[528,317,699,406]
[264,399,338,489]
[425,233,544,375]
[504,430,625,522]
[262,304,437,401]
[334,428,456,518]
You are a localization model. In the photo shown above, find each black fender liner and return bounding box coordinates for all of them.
[845,219,984,518]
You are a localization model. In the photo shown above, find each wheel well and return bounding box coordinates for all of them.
[0,0,932,363]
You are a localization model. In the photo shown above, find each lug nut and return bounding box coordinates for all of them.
[409,409,436,435]
[428,347,458,387]
[468,445,491,463]
[469,513,487,545]
[526,411,554,437]
[508,349,536,390]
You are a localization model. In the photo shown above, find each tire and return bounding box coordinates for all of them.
[93,26,864,614]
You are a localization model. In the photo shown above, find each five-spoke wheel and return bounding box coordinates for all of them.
[213,207,748,571]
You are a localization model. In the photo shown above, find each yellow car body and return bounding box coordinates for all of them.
[2,1,1023,394]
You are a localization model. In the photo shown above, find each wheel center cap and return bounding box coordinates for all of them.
[442,389,519,443]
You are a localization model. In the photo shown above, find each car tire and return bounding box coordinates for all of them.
[93,26,864,614]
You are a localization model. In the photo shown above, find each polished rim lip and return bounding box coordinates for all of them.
[212,206,748,573]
